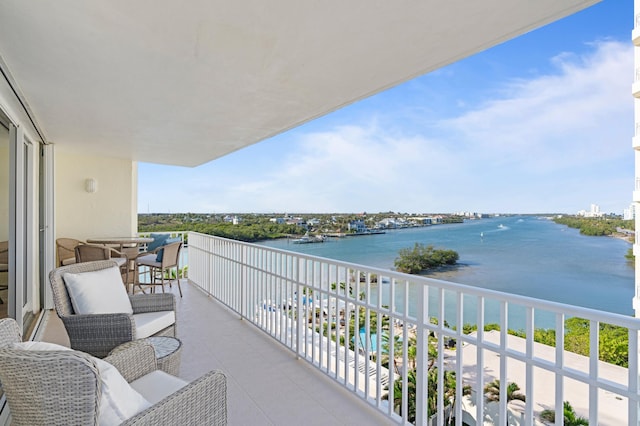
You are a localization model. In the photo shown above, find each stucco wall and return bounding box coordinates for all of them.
[55,150,137,241]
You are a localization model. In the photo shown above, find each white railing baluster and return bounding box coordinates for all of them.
[589,320,599,425]
[629,328,639,424]
[364,297,371,402]
[555,312,565,426]
[333,264,339,378]
[476,296,485,424]
[296,265,303,359]
[525,307,534,426]
[499,301,507,426]
[437,287,445,426]
[353,269,360,392]
[415,281,428,426]
[455,290,464,426]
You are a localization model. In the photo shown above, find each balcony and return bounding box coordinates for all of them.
[40,277,390,425]
[39,232,640,425]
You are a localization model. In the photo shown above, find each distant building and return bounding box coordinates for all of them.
[286,217,304,226]
[378,218,398,228]
[348,220,367,233]
[455,211,481,218]
[270,217,286,224]
[223,215,242,224]
[577,203,604,218]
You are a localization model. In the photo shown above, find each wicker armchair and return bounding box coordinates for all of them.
[49,260,177,358]
[55,237,84,267]
[0,318,228,425]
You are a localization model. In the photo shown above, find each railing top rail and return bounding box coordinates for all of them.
[188,231,640,329]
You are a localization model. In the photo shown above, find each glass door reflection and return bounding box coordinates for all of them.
[0,114,9,318]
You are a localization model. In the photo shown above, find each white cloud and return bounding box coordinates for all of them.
[444,40,632,174]
[219,125,454,212]
[140,40,634,214]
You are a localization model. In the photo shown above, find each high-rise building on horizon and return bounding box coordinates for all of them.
[577,203,604,218]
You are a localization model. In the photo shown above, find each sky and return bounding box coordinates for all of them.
[139,1,634,215]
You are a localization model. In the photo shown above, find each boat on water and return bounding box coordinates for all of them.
[347,229,386,236]
[292,233,325,244]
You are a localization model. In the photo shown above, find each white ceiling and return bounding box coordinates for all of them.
[0,1,599,167]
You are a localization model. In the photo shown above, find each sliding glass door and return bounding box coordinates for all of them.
[0,114,9,320]
[0,108,46,335]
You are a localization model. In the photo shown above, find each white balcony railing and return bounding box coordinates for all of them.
[187,232,640,425]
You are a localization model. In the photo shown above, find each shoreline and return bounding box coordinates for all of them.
[611,231,633,243]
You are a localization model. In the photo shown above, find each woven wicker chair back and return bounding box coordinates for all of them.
[55,238,83,267]
[0,347,101,425]
[49,260,119,316]
[0,318,102,424]
[0,317,21,348]
[75,244,112,263]
[160,241,182,267]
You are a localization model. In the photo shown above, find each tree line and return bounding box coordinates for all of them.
[139,215,303,242]
[553,216,633,237]
[463,318,628,367]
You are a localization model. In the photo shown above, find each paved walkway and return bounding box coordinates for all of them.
[457,330,628,425]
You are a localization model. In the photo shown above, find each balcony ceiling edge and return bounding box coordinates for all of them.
[0,1,600,167]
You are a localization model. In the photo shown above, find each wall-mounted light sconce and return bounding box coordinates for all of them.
[85,178,98,193]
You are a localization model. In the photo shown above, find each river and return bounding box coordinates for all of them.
[258,215,635,328]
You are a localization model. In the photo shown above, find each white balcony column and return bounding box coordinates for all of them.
[634,0,640,317]
[633,3,640,423]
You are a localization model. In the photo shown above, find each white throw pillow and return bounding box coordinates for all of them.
[91,355,152,425]
[11,341,151,426]
[63,266,133,315]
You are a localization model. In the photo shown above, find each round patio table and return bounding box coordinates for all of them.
[87,237,155,288]
[109,336,183,376]
[86,236,154,252]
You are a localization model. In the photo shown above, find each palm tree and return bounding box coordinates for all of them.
[540,401,588,425]
[383,365,470,424]
[443,370,472,425]
[380,333,403,374]
[380,333,419,374]
[483,379,526,404]
[406,335,417,370]
[382,369,417,424]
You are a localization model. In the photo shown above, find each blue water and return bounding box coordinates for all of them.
[258,216,635,327]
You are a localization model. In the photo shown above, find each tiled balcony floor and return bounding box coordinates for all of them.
[39,279,394,425]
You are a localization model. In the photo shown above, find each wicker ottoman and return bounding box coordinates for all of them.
[110,336,183,376]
